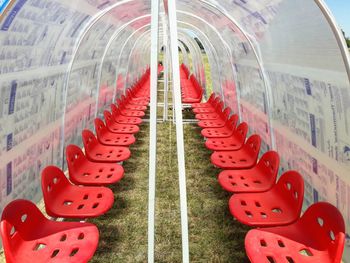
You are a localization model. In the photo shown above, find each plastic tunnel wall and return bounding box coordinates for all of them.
[0,0,350,261]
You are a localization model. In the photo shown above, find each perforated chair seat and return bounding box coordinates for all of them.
[110,105,143,125]
[191,93,216,108]
[245,202,345,263]
[198,119,226,128]
[42,166,114,219]
[119,109,145,117]
[82,130,131,162]
[211,135,261,169]
[0,200,99,263]
[218,151,279,193]
[195,112,221,120]
[95,118,136,146]
[229,171,304,227]
[66,145,124,186]
[205,122,248,151]
[201,114,238,138]
[106,122,139,134]
[197,108,230,128]
[193,107,216,114]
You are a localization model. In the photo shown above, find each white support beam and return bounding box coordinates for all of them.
[166,0,190,262]
[148,0,160,262]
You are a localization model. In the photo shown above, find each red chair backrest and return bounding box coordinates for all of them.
[255,151,280,185]
[82,130,99,151]
[104,110,115,126]
[244,134,261,157]
[299,202,345,260]
[1,200,47,263]
[226,114,239,130]
[233,122,248,142]
[207,93,216,104]
[215,102,224,113]
[274,171,304,216]
[220,108,231,121]
[110,104,120,117]
[66,144,88,175]
[94,118,107,138]
[41,166,71,214]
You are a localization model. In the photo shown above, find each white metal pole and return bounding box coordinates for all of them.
[166,0,190,262]
[148,0,159,262]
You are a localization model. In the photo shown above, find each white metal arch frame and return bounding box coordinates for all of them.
[314,0,350,84]
[61,0,152,160]
[178,40,189,67]
[178,30,218,100]
[193,0,277,149]
[95,15,152,117]
[114,25,151,95]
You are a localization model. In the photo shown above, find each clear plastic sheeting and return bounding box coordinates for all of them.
[0,0,350,261]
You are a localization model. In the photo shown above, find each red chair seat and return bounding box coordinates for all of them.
[118,97,147,111]
[82,130,131,162]
[110,105,143,125]
[127,90,149,104]
[104,112,140,134]
[42,166,114,218]
[119,108,145,117]
[245,202,345,263]
[197,108,230,128]
[95,118,136,146]
[201,114,238,138]
[193,107,216,114]
[66,145,124,186]
[195,112,221,120]
[218,151,279,193]
[205,122,248,151]
[229,171,304,227]
[211,135,261,169]
[0,200,99,263]
[191,93,216,108]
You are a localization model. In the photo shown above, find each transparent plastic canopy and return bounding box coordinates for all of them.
[0,0,349,260]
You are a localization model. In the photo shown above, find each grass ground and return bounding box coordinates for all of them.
[88,77,249,262]
[0,62,249,263]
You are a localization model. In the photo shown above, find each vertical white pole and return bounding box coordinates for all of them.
[166,0,190,262]
[148,0,159,262]
[162,15,169,122]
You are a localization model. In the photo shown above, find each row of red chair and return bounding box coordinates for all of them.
[180,64,203,103]
[191,92,345,262]
[0,69,153,263]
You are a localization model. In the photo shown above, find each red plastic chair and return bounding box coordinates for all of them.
[191,93,216,108]
[126,90,149,106]
[205,122,248,151]
[94,118,136,146]
[110,104,143,125]
[104,111,140,134]
[82,130,131,162]
[127,89,149,104]
[218,151,279,193]
[118,96,147,111]
[211,135,261,169]
[42,166,114,219]
[117,100,145,117]
[245,202,345,263]
[195,102,224,120]
[229,170,304,227]
[66,144,124,186]
[193,97,220,114]
[197,108,231,128]
[201,114,238,138]
[0,199,99,263]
